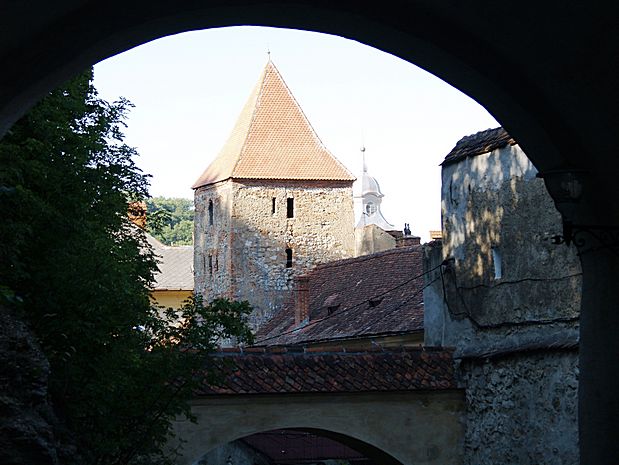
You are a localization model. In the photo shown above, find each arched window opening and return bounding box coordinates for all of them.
[208,199,214,226]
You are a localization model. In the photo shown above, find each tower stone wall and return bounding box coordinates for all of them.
[195,179,354,330]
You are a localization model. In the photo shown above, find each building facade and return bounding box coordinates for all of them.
[424,127,581,465]
[193,61,355,331]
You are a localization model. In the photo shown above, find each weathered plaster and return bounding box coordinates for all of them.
[424,143,581,464]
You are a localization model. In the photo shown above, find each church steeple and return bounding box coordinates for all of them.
[192,60,355,189]
[356,147,395,230]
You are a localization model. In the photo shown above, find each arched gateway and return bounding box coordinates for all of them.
[2,3,619,462]
[171,348,463,465]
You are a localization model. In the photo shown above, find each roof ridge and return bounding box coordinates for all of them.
[231,63,269,178]
[307,244,423,273]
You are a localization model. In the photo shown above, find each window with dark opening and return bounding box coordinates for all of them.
[272,197,276,215]
[208,255,213,275]
[215,255,219,272]
[285,248,293,268]
[208,199,214,225]
[287,198,294,218]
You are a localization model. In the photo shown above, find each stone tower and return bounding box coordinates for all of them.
[192,60,356,331]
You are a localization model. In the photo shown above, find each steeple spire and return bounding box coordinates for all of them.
[356,147,395,230]
[361,146,367,173]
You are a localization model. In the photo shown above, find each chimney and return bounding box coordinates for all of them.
[397,222,421,247]
[128,201,147,229]
[295,275,310,326]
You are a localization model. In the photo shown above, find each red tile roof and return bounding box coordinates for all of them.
[255,245,425,346]
[192,61,355,188]
[196,347,456,395]
[442,127,516,166]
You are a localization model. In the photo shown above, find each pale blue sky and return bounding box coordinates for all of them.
[93,26,498,241]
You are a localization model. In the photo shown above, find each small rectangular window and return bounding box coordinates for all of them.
[208,255,213,276]
[287,198,294,218]
[492,248,502,279]
[272,197,276,215]
[285,248,293,268]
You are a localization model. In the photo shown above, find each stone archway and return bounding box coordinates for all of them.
[2,3,619,462]
[195,427,405,465]
[172,391,463,465]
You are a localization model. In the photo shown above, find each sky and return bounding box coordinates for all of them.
[93,26,498,242]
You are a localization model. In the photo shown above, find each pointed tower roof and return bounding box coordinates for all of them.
[192,61,355,189]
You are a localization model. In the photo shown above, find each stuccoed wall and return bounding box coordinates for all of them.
[194,179,355,332]
[423,143,581,464]
[354,223,396,257]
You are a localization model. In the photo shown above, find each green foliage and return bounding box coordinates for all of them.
[0,70,253,465]
[146,197,194,245]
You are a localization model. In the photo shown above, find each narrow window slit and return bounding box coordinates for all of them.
[285,248,293,268]
[287,198,294,218]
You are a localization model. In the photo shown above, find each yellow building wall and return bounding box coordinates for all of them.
[150,290,193,310]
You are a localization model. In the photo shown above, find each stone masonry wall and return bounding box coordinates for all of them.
[460,351,579,465]
[230,180,354,330]
[424,143,581,464]
[194,182,234,302]
[195,179,354,332]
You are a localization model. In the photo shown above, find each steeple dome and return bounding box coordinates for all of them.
[356,147,395,230]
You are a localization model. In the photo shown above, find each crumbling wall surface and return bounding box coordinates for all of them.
[423,142,582,465]
[0,305,66,465]
[194,182,234,302]
[461,351,579,465]
[229,180,355,330]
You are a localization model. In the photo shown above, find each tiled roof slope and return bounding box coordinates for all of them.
[442,127,516,166]
[146,234,193,291]
[192,61,355,188]
[255,245,424,346]
[197,348,456,395]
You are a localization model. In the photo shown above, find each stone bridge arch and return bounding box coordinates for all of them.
[172,391,463,465]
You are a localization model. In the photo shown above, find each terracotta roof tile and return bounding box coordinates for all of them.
[196,348,457,395]
[192,61,355,188]
[255,246,425,346]
[442,127,516,166]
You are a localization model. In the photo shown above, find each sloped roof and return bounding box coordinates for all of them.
[192,60,355,188]
[255,245,425,346]
[442,127,516,166]
[196,347,456,395]
[146,234,193,291]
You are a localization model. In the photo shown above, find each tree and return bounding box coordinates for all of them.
[0,70,253,465]
[146,197,194,245]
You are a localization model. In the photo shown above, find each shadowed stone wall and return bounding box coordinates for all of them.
[194,179,354,331]
[424,142,581,465]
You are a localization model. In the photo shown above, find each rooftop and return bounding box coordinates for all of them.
[442,127,516,166]
[255,245,425,346]
[146,234,193,291]
[192,60,355,188]
[197,347,456,395]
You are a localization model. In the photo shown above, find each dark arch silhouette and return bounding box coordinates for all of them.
[200,427,405,465]
[1,3,618,462]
